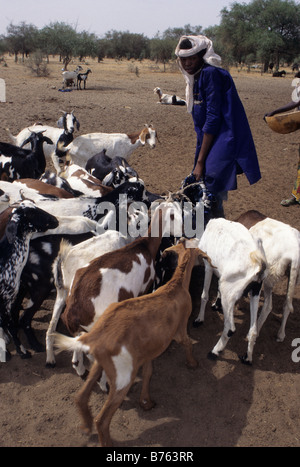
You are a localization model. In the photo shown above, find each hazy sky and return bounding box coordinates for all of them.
[0,0,252,38]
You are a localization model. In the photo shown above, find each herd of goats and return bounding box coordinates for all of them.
[0,106,299,446]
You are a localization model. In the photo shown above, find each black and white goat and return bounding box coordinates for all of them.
[153,87,186,105]
[77,69,92,90]
[6,111,80,173]
[0,131,53,181]
[0,200,58,361]
[85,151,138,182]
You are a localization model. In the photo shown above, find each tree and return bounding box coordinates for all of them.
[6,22,38,62]
[46,22,79,69]
[218,0,300,70]
[76,31,98,61]
[150,37,175,71]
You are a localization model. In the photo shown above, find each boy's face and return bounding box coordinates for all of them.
[180,54,203,75]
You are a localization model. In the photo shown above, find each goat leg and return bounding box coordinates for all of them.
[139,360,156,410]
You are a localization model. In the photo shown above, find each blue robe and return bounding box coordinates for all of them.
[192,64,261,194]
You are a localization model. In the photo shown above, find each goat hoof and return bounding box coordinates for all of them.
[239,354,252,365]
[139,399,156,411]
[192,320,203,328]
[207,351,218,360]
[45,362,56,368]
[20,351,31,359]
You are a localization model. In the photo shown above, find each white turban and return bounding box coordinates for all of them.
[175,35,222,113]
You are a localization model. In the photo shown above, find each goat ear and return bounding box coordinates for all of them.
[57,117,64,129]
[76,119,80,131]
[139,127,148,145]
[6,221,17,244]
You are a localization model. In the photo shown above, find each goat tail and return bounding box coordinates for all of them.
[52,239,73,288]
[250,238,267,282]
[53,332,90,355]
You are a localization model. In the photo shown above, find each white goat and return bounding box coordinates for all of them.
[237,210,300,343]
[59,124,157,167]
[62,66,83,88]
[193,218,267,364]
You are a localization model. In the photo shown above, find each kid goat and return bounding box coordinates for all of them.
[54,239,205,447]
[193,217,267,364]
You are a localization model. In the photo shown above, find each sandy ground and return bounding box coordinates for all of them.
[0,57,300,448]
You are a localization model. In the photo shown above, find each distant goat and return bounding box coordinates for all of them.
[272,70,286,77]
[153,87,186,105]
[77,69,92,90]
[62,66,83,88]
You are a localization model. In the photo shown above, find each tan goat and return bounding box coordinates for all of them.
[54,239,208,447]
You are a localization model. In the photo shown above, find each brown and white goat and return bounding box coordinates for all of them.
[54,239,206,447]
[56,201,183,377]
[59,124,157,168]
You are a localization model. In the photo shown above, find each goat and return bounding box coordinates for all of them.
[272,70,286,77]
[77,69,92,90]
[40,170,82,197]
[0,179,76,214]
[85,151,138,182]
[7,212,107,353]
[59,124,157,167]
[46,229,134,368]
[193,218,267,364]
[59,162,113,197]
[0,200,58,361]
[62,66,83,88]
[28,181,149,229]
[0,131,53,181]
[237,210,300,343]
[53,200,184,377]
[153,87,186,106]
[13,178,75,198]
[6,111,80,173]
[12,230,98,354]
[54,239,204,446]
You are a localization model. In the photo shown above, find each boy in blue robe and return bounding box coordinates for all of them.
[175,35,261,219]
